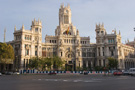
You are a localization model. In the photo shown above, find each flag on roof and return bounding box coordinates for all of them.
[66,27,69,35]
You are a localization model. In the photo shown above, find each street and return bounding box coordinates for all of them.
[0,74,135,90]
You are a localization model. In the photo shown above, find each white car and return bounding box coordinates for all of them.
[0,73,2,76]
[129,68,135,76]
[122,70,130,75]
[13,72,20,75]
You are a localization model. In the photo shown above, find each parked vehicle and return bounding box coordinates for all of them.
[122,70,129,75]
[113,70,123,76]
[0,73,2,76]
[84,71,88,75]
[80,72,83,74]
[48,72,57,75]
[5,72,13,75]
[129,68,135,76]
[13,72,20,75]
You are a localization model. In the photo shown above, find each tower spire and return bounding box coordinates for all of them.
[102,22,104,27]
[61,3,64,8]
[114,28,117,34]
[119,30,121,35]
[14,25,16,31]
[22,24,24,30]
[67,3,70,8]
[4,28,6,43]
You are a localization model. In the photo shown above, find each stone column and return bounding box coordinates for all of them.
[106,46,109,56]
[97,47,99,56]
[97,59,99,66]
[86,60,88,67]
[80,60,83,68]
[91,60,93,68]
[100,47,103,56]
[20,58,24,70]
[101,59,103,67]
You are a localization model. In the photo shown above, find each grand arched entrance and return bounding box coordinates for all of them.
[65,51,76,71]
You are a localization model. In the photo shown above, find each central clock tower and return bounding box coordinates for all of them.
[59,4,72,26]
[55,4,77,36]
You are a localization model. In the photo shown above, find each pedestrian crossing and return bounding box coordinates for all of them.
[32,76,135,83]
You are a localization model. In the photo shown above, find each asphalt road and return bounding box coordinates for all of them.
[0,74,135,90]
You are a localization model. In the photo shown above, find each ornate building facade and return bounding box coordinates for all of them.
[7,4,135,71]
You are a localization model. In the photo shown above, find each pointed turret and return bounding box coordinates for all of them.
[67,3,70,8]
[99,23,101,27]
[77,29,79,35]
[22,24,24,30]
[114,29,117,34]
[119,30,121,35]
[127,39,129,43]
[61,3,64,8]
[14,25,16,31]
[102,22,104,27]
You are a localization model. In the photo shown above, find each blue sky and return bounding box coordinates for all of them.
[0,0,135,43]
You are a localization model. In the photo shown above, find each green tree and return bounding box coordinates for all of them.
[108,57,118,70]
[94,66,103,71]
[0,43,14,72]
[29,56,64,71]
[45,57,52,70]
[52,56,64,70]
[29,57,39,69]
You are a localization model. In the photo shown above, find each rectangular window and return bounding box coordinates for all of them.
[111,51,114,56]
[99,60,101,66]
[61,52,62,57]
[103,52,104,56]
[103,60,105,67]
[26,49,29,55]
[35,51,37,56]
[82,52,86,57]
[35,46,37,49]
[64,15,69,24]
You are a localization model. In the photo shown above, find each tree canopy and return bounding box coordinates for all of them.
[0,43,14,64]
[0,43,14,72]
[108,57,118,70]
[29,56,64,71]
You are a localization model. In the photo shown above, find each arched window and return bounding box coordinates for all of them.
[61,52,62,57]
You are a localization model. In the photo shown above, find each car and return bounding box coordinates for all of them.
[122,70,129,75]
[13,72,20,75]
[5,72,13,75]
[129,68,135,76]
[84,71,88,75]
[113,70,123,76]
[80,72,83,74]
[48,72,57,75]
[0,73,2,76]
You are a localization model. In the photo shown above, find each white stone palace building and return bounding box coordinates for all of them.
[7,4,135,71]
